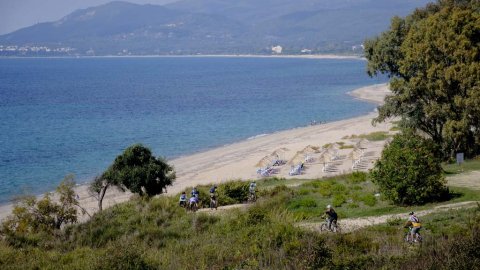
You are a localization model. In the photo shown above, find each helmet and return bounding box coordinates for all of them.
[326,205,331,209]
[409,211,414,215]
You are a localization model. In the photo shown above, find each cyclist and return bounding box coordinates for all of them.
[324,205,338,231]
[179,192,187,207]
[191,187,199,198]
[249,181,257,201]
[209,185,218,210]
[188,195,199,211]
[405,212,422,242]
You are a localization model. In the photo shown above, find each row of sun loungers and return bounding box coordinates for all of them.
[289,164,304,176]
[256,138,380,177]
[256,166,279,177]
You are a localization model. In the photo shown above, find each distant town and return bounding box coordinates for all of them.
[0,44,365,57]
[0,45,75,56]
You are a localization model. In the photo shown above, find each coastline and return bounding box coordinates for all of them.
[0,83,390,222]
[0,54,365,60]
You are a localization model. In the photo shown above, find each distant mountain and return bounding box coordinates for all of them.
[0,0,432,56]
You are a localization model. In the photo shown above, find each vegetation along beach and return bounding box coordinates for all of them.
[1,0,480,269]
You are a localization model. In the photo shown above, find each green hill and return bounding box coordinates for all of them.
[1,174,479,269]
[0,0,432,56]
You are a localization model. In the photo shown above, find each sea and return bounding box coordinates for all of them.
[0,56,385,203]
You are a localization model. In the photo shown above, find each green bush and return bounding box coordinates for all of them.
[346,202,360,209]
[386,217,402,226]
[288,198,317,209]
[220,181,249,204]
[332,194,346,207]
[247,206,269,225]
[360,194,377,207]
[332,183,347,193]
[317,181,334,197]
[95,240,154,270]
[371,133,449,205]
[347,172,368,184]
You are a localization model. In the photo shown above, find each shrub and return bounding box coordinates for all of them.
[288,198,317,209]
[346,202,360,209]
[386,217,402,226]
[220,181,249,204]
[315,181,334,197]
[332,194,346,207]
[347,172,368,184]
[360,194,377,207]
[95,240,154,270]
[247,206,269,224]
[371,132,449,205]
[1,176,81,247]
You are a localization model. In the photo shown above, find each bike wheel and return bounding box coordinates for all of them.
[320,223,328,231]
[404,233,412,243]
[416,234,423,243]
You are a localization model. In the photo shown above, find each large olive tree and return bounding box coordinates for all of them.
[365,0,480,158]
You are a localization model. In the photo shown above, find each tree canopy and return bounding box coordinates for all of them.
[365,0,480,158]
[1,175,81,239]
[371,133,448,205]
[102,144,175,197]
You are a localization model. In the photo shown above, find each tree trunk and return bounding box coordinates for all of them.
[98,184,108,212]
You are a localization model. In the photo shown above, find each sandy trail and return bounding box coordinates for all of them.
[298,201,478,233]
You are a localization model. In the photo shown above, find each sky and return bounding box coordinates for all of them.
[0,0,179,35]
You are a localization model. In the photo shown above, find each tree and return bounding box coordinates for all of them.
[89,175,123,212]
[99,144,175,200]
[371,133,449,205]
[1,175,82,237]
[365,0,480,158]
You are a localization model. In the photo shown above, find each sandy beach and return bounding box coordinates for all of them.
[0,83,391,222]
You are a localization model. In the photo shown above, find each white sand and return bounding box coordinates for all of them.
[0,83,391,222]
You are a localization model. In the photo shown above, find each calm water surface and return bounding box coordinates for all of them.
[0,57,384,203]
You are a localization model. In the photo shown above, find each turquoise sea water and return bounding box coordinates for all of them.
[0,57,384,203]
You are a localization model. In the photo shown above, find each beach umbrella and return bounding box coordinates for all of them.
[328,143,341,150]
[348,149,362,160]
[287,151,305,165]
[317,156,326,165]
[323,150,337,163]
[355,138,369,149]
[255,156,272,167]
[271,147,290,161]
[301,145,320,154]
[274,147,290,153]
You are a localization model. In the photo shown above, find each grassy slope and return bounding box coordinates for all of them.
[1,168,480,269]
[443,158,480,175]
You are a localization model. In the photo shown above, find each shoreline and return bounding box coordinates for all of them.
[0,54,365,60]
[0,83,390,222]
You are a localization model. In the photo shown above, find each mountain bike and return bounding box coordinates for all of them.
[248,191,257,203]
[209,194,218,210]
[404,227,422,243]
[320,218,341,233]
[187,201,198,212]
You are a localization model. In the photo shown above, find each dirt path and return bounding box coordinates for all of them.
[298,201,478,233]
